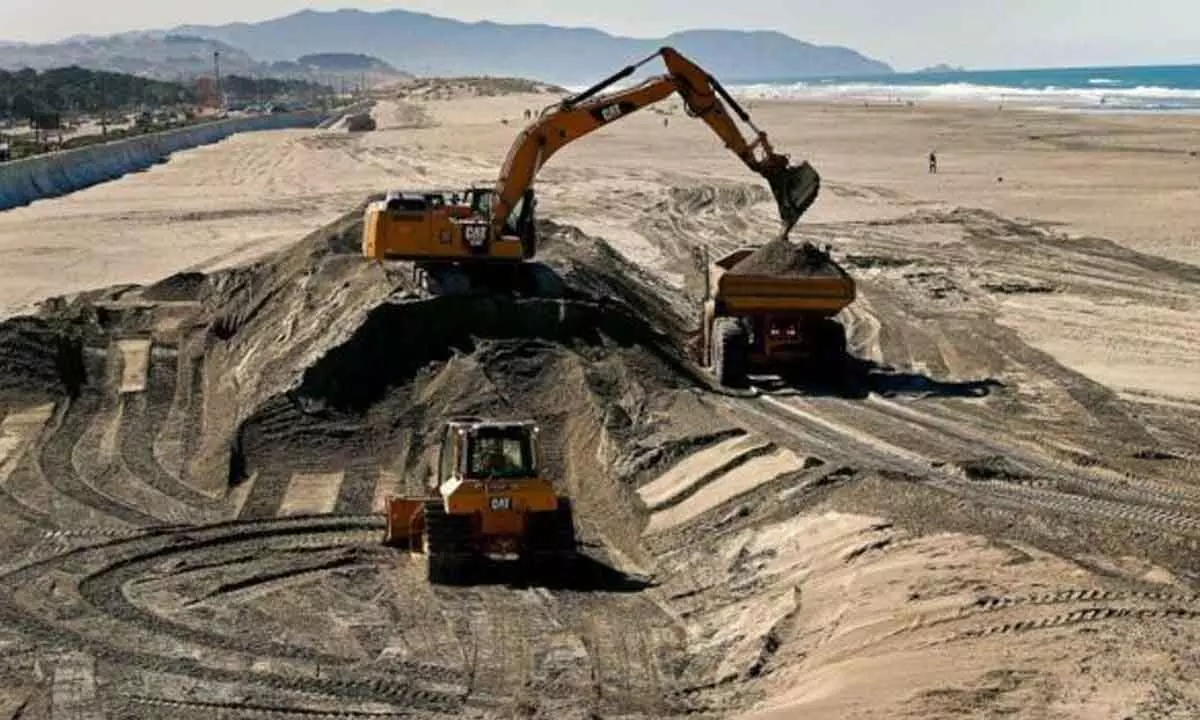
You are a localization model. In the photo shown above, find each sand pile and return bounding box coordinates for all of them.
[342,113,377,132]
[0,202,736,716]
[728,235,845,278]
[0,316,85,404]
[0,198,705,546]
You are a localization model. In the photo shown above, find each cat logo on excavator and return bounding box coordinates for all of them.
[383,418,578,584]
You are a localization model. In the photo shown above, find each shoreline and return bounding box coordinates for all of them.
[737,94,1200,117]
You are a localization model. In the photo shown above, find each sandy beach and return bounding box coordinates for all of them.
[0,87,1198,719]
[3,92,1197,404]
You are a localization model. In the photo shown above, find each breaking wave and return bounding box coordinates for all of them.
[729,81,1200,112]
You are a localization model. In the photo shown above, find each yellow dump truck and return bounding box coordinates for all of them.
[697,241,857,388]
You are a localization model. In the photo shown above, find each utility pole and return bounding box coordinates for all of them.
[213,50,223,112]
[99,74,108,137]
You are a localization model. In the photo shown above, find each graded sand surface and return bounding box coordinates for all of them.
[0,85,1198,719]
[2,94,1197,403]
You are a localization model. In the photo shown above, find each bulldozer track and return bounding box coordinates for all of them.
[865,394,1200,510]
[119,381,225,513]
[978,480,1200,535]
[37,397,163,526]
[735,393,1200,539]
[946,606,1200,642]
[863,585,1200,651]
[428,582,686,715]
[967,588,1200,612]
[434,586,549,697]
[121,694,421,719]
[0,514,475,711]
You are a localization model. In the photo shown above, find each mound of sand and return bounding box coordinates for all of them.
[342,113,377,132]
[728,236,845,278]
[956,455,1036,482]
[0,316,85,403]
[0,200,707,543]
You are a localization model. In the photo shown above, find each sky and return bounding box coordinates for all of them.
[1,0,1197,71]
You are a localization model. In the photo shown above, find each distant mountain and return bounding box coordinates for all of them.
[294,53,396,72]
[264,53,406,79]
[174,8,893,84]
[0,32,408,83]
[0,33,260,77]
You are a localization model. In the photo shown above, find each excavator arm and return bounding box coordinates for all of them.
[490,46,820,238]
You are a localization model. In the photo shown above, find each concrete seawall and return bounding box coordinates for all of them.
[0,111,324,211]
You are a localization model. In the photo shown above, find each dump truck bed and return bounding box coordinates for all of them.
[710,245,856,316]
[715,272,855,315]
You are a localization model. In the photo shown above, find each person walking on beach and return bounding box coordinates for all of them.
[928,149,938,174]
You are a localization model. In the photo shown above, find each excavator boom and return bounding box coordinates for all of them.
[490,47,820,238]
[362,47,820,290]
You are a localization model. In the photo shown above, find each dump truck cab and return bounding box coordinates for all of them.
[385,418,577,583]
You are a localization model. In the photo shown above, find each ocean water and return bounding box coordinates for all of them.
[729,64,1200,113]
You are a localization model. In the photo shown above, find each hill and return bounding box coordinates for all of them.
[0,33,260,78]
[174,8,893,84]
[0,66,192,119]
[0,33,408,85]
[295,53,397,72]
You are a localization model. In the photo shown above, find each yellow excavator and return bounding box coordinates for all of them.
[361,46,820,293]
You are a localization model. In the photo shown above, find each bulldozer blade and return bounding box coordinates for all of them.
[384,497,426,550]
[764,161,821,235]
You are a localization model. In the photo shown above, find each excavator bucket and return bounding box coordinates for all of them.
[384,497,427,551]
[764,160,821,235]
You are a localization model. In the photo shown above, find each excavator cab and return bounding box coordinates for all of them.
[362,186,537,263]
[384,418,577,584]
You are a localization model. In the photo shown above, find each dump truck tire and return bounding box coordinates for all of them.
[817,318,847,356]
[713,318,749,389]
[423,500,474,584]
[813,319,863,394]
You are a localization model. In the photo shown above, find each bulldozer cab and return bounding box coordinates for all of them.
[438,419,539,485]
[385,417,574,581]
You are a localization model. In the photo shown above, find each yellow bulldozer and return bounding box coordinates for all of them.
[361,46,821,294]
[383,417,577,583]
